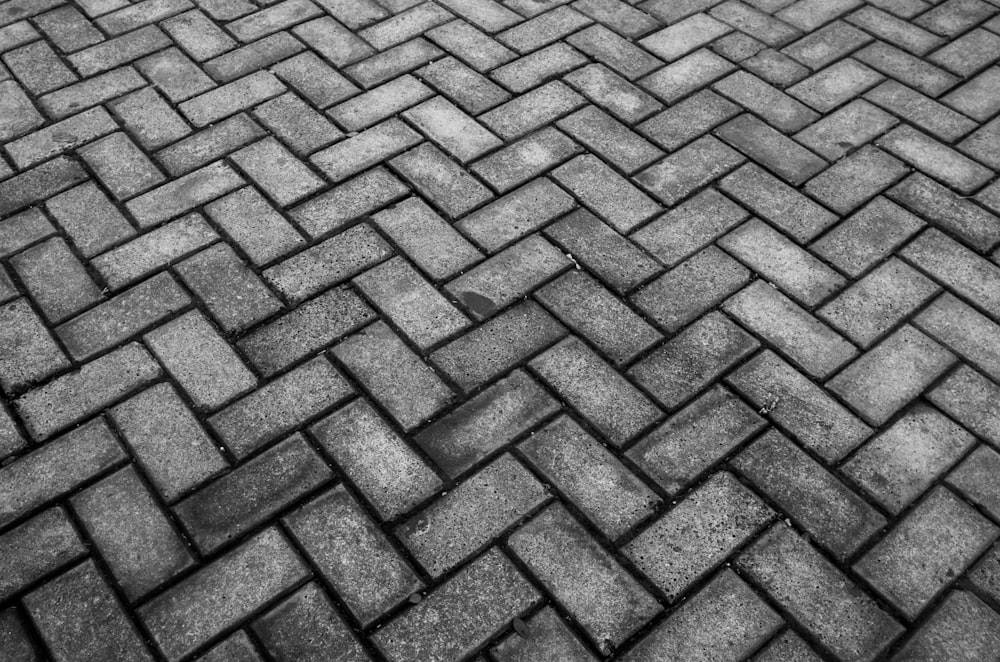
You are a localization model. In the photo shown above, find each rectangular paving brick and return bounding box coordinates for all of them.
[545,209,662,294]
[930,363,1000,446]
[397,454,548,576]
[156,114,265,177]
[622,569,781,662]
[93,213,219,290]
[725,279,857,378]
[373,549,540,662]
[942,65,1000,122]
[0,210,56,259]
[0,506,85,602]
[805,145,907,215]
[842,404,975,515]
[251,92,342,156]
[855,487,998,619]
[633,189,747,268]
[457,178,575,253]
[0,418,124,527]
[139,528,308,662]
[537,270,661,366]
[734,429,886,560]
[80,132,166,200]
[26,561,154,662]
[426,19,516,70]
[737,525,903,662]
[179,70,286,127]
[492,42,588,94]
[293,167,409,238]
[0,157,87,218]
[632,246,750,333]
[915,293,1000,382]
[16,344,161,441]
[890,173,1000,253]
[902,229,1000,318]
[285,485,424,625]
[310,118,421,183]
[391,143,493,220]
[828,325,955,426]
[819,257,939,348]
[6,106,116,169]
[45,182,135,259]
[111,383,227,502]
[847,6,943,55]
[565,63,663,124]
[38,67,144,119]
[137,47,215,102]
[480,80,585,140]
[372,197,483,281]
[639,90,739,153]
[175,434,331,553]
[414,369,557,477]
[626,472,773,601]
[556,106,661,175]
[12,237,103,324]
[727,350,872,462]
[145,311,255,411]
[430,301,565,392]
[531,336,662,447]
[345,38,443,88]
[878,125,992,195]
[640,13,731,61]
[203,32,305,82]
[328,74,431,131]
[126,161,244,228]
[333,321,454,431]
[794,98,897,161]
[404,95,501,162]
[354,256,470,350]
[445,235,570,320]
[204,187,305,266]
[263,223,392,302]
[717,113,826,185]
[0,299,70,394]
[509,503,661,655]
[4,41,77,94]
[520,414,659,541]
[719,218,846,307]
[161,8,236,60]
[636,135,745,207]
[209,356,352,458]
[174,244,281,334]
[231,137,324,207]
[629,311,758,410]
[57,272,189,361]
[310,398,442,519]
[554,154,660,233]
[866,79,977,143]
[713,70,818,132]
[239,286,373,376]
[71,466,194,602]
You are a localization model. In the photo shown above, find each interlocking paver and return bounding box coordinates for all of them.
[5,2,1000,658]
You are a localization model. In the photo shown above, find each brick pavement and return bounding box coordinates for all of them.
[1,0,1000,659]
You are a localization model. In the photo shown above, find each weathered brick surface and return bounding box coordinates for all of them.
[4,2,1000,658]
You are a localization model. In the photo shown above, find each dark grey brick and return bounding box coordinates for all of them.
[204,186,305,267]
[26,561,153,662]
[45,182,136,258]
[71,466,194,601]
[508,504,661,655]
[414,369,557,477]
[139,528,308,661]
[209,356,353,458]
[310,398,442,519]
[0,299,70,395]
[456,178,575,253]
[286,486,424,625]
[12,237,102,324]
[174,433,332,553]
[0,506,85,601]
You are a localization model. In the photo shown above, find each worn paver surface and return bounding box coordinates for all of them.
[2,0,1000,659]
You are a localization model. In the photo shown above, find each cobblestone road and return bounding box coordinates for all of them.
[3,0,1000,660]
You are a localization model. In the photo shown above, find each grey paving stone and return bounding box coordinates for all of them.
[627,386,764,495]
[553,154,659,233]
[311,398,441,519]
[490,606,597,662]
[556,106,661,175]
[629,311,758,410]
[0,607,41,662]
[397,454,548,576]
[828,325,955,426]
[263,223,392,302]
[178,70,286,127]
[328,74,431,131]
[12,238,102,324]
[209,356,352,458]
[727,350,872,461]
[45,182,136,258]
[622,570,781,662]
[230,137,324,207]
[635,135,745,207]
[890,173,1000,253]
[734,429,886,559]
[414,369,557,477]
[879,125,992,195]
[126,162,244,228]
[0,506,85,601]
[942,65,1000,122]
[0,158,87,218]
[915,293,1000,382]
[204,187,305,267]
[725,280,857,379]
[26,560,154,662]
[717,113,826,186]
[391,143,493,220]
[0,299,70,395]
[720,164,836,243]
[480,80,586,140]
[632,246,750,333]
[139,528,308,661]
[136,47,215,102]
[252,92,342,156]
[928,364,1000,446]
[713,70,818,132]
[156,114,265,177]
[509,503,661,655]
[457,178,575,253]
[175,433,331,553]
[738,524,904,661]
[71,466,194,601]
[639,90,740,153]
[15,343,161,441]
[855,487,998,619]
[626,472,772,601]
[805,145,907,214]
[253,584,369,662]
[333,321,454,430]
[286,485,423,625]
[564,63,663,124]
[893,590,1000,662]
[110,384,227,502]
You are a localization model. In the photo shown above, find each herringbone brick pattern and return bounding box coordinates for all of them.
[2,0,1000,659]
